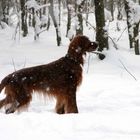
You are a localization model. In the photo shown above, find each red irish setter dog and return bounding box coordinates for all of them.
[0,35,98,114]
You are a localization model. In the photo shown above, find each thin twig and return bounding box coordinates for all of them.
[91,51,104,55]
[11,58,16,72]
[86,54,91,73]
[118,59,137,81]
[116,27,127,42]
[82,16,96,31]
[0,21,4,29]
[13,22,19,40]
[108,36,118,50]
[23,58,26,68]
[37,28,48,36]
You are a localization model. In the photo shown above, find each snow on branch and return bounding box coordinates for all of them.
[127,0,140,24]
[26,0,50,11]
[126,0,140,53]
[76,0,83,5]
[25,0,38,9]
[25,0,50,40]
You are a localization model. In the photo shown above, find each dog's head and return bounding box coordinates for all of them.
[68,35,98,55]
[86,41,98,52]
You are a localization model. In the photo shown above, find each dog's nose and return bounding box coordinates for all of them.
[95,41,99,45]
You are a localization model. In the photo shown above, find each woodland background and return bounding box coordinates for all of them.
[0,0,140,55]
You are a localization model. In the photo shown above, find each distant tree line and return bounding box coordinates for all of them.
[0,0,140,55]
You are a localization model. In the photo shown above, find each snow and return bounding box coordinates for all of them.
[77,0,82,5]
[26,0,39,9]
[104,8,112,22]
[0,13,140,140]
[126,0,140,37]
[128,0,140,23]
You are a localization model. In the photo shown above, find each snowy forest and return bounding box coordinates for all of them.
[0,0,140,54]
[0,0,140,140]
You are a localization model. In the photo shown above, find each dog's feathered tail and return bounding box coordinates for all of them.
[0,76,10,93]
[0,83,4,93]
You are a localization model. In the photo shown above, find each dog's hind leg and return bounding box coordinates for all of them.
[5,88,32,114]
[0,98,7,109]
[5,100,19,114]
[0,95,13,110]
[5,95,32,114]
[16,91,32,113]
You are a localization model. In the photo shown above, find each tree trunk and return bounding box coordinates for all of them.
[124,0,133,48]
[46,14,50,30]
[58,0,61,27]
[20,0,28,37]
[117,1,123,20]
[43,0,47,15]
[86,0,90,26]
[66,0,71,37]
[124,0,140,55]
[32,8,39,40]
[133,22,140,55]
[29,12,32,27]
[49,0,61,46]
[75,0,86,35]
[110,0,114,21]
[1,0,9,24]
[94,0,109,52]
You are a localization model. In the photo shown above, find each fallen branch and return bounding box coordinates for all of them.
[118,59,137,81]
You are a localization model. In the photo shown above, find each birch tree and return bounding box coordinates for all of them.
[49,0,61,46]
[124,0,140,55]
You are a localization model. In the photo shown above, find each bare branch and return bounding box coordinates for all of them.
[118,59,137,81]
[117,27,127,42]
[23,58,26,68]
[11,58,16,72]
[82,16,96,31]
[108,36,118,50]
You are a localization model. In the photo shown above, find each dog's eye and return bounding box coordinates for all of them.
[91,42,94,45]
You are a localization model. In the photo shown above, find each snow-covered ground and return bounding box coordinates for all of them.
[0,17,140,140]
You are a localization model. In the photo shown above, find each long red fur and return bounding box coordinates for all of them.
[0,35,98,114]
